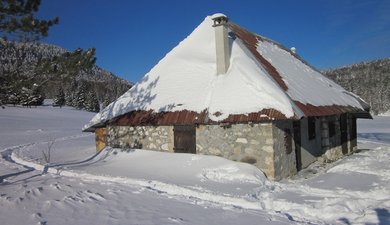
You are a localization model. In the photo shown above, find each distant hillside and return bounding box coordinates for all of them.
[0,39,132,111]
[323,58,390,115]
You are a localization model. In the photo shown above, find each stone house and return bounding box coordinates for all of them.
[83,14,371,180]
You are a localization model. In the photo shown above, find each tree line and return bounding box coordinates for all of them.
[323,58,390,115]
[0,40,132,111]
[0,0,131,111]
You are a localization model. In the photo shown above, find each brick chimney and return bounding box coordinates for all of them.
[211,13,230,74]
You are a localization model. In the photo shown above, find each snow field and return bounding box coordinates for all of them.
[1,106,389,224]
[11,138,390,224]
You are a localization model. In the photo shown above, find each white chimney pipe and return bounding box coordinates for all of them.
[211,13,230,74]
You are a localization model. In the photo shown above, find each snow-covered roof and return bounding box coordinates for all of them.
[83,15,370,131]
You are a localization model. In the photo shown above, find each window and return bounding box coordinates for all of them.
[308,117,316,140]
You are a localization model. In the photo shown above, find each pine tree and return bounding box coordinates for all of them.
[73,84,86,110]
[30,83,44,106]
[85,91,99,112]
[102,94,111,108]
[53,87,65,107]
[0,0,59,41]
[34,47,97,86]
[17,83,43,107]
[19,86,31,106]
[7,93,20,106]
[64,91,73,106]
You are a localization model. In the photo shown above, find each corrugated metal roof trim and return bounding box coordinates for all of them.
[293,101,370,117]
[95,103,369,128]
[108,109,290,126]
[228,22,289,91]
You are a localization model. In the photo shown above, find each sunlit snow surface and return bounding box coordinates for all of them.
[1,105,389,224]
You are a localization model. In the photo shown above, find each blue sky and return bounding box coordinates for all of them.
[37,0,390,82]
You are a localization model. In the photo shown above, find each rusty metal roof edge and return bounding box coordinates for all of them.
[294,101,371,117]
[89,104,370,130]
[107,109,293,127]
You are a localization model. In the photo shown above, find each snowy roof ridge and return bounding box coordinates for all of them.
[83,15,370,131]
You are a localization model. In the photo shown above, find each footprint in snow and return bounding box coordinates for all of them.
[168,217,185,223]
[26,187,44,197]
[86,192,106,202]
[32,212,42,219]
[0,194,11,202]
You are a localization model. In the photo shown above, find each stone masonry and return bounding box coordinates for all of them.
[107,125,173,152]
[106,122,299,180]
[196,123,276,178]
[272,121,297,180]
[320,116,343,162]
[327,116,343,160]
[102,114,358,180]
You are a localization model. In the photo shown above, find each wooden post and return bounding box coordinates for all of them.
[95,128,107,152]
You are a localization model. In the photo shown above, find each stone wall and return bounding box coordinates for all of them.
[272,121,297,180]
[106,122,299,180]
[106,125,173,152]
[196,123,276,178]
[318,114,359,163]
[103,115,359,180]
[299,117,322,168]
[320,116,343,162]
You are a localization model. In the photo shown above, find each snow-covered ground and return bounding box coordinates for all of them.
[1,105,389,224]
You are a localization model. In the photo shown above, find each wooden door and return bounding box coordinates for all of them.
[174,125,196,154]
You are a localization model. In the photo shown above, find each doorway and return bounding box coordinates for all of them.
[173,125,196,154]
